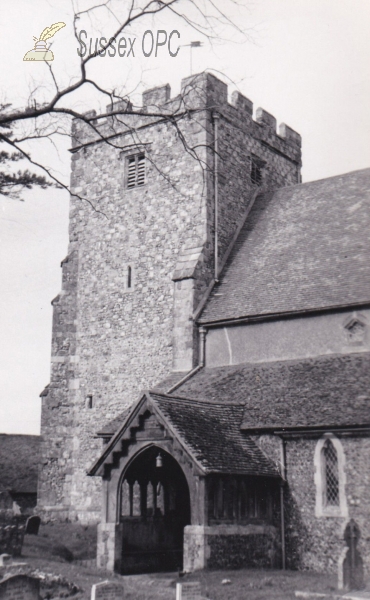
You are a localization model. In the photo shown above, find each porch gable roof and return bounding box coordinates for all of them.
[151,393,280,477]
[89,392,280,478]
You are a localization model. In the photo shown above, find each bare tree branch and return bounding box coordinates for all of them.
[0,0,248,203]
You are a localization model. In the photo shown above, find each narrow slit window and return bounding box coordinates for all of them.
[127,265,132,289]
[126,154,145,189]
[250,155,264,186]
[85,395,93,409]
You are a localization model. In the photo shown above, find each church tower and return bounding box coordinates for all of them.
[37,72,301,522]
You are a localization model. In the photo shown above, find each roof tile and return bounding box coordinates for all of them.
[151,394,280,476]
[199,169,370,323]
[173,353,370,430]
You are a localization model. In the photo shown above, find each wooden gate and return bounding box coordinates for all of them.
[119,447,191,574]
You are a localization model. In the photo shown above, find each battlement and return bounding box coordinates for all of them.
[106,98,133,114]
[142,84,171,109]
[71,71,301,160]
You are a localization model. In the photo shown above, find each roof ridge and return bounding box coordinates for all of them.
[261,167,370,195]
[293,167,370,188]
[164,353,370,396]
[150,391,245,406]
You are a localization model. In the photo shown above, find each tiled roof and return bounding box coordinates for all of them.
[94,393,280,477]
[151,394,279,476]
[199,169,370,323]
[173,353,370,430]
[0,434,40,493]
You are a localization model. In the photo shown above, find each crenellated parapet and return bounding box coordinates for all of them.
[70,72,301,169]
[142,84,171,109]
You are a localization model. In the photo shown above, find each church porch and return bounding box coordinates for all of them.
[89,392,282,574]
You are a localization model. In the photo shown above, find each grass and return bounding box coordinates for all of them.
[23,522,97,562]
[18,524,369,600]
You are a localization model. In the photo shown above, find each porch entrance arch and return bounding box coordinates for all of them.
[119,445,191,574]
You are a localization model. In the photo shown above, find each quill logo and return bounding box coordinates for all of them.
[23,22,66,61]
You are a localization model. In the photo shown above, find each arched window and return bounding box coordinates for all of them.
[322,439,339,506]
[314,434,347,517]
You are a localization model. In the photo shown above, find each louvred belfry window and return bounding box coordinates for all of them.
[323,439,339,506]
[127,154,146,188]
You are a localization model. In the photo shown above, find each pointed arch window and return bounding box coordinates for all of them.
[314,434,347,518]
[323,439,339,507]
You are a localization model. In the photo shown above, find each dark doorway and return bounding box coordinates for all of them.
[119,446,191,574]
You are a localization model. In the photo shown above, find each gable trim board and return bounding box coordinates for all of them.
[89,392,281,479]
[89,392,207,478]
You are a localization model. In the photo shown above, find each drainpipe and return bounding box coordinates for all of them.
[280,437,286,570]
[166,327,207,394]
[199,327,207,367]
[213,112,220,282]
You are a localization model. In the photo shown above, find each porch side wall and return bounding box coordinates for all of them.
[184,524,279,571]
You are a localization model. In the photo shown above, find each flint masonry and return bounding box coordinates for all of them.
[38,72,370,578]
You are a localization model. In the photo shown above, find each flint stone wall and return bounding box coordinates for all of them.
[38,72,301,523]
[284,436,370,574]
[183,524,279,571]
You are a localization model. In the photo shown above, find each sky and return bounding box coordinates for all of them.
[0,0,369,434]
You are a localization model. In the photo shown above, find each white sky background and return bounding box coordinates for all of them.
[0,0,369,434]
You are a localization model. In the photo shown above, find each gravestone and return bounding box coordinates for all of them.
[0,555,12,567]
[11,505,21,517]
[342,520,365,591]
[0,574,40,600]
[91,581,124,600]
[25,517,40,536]
[176,582,202,600]
[0,518,27,557]
[0,492,13,511]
